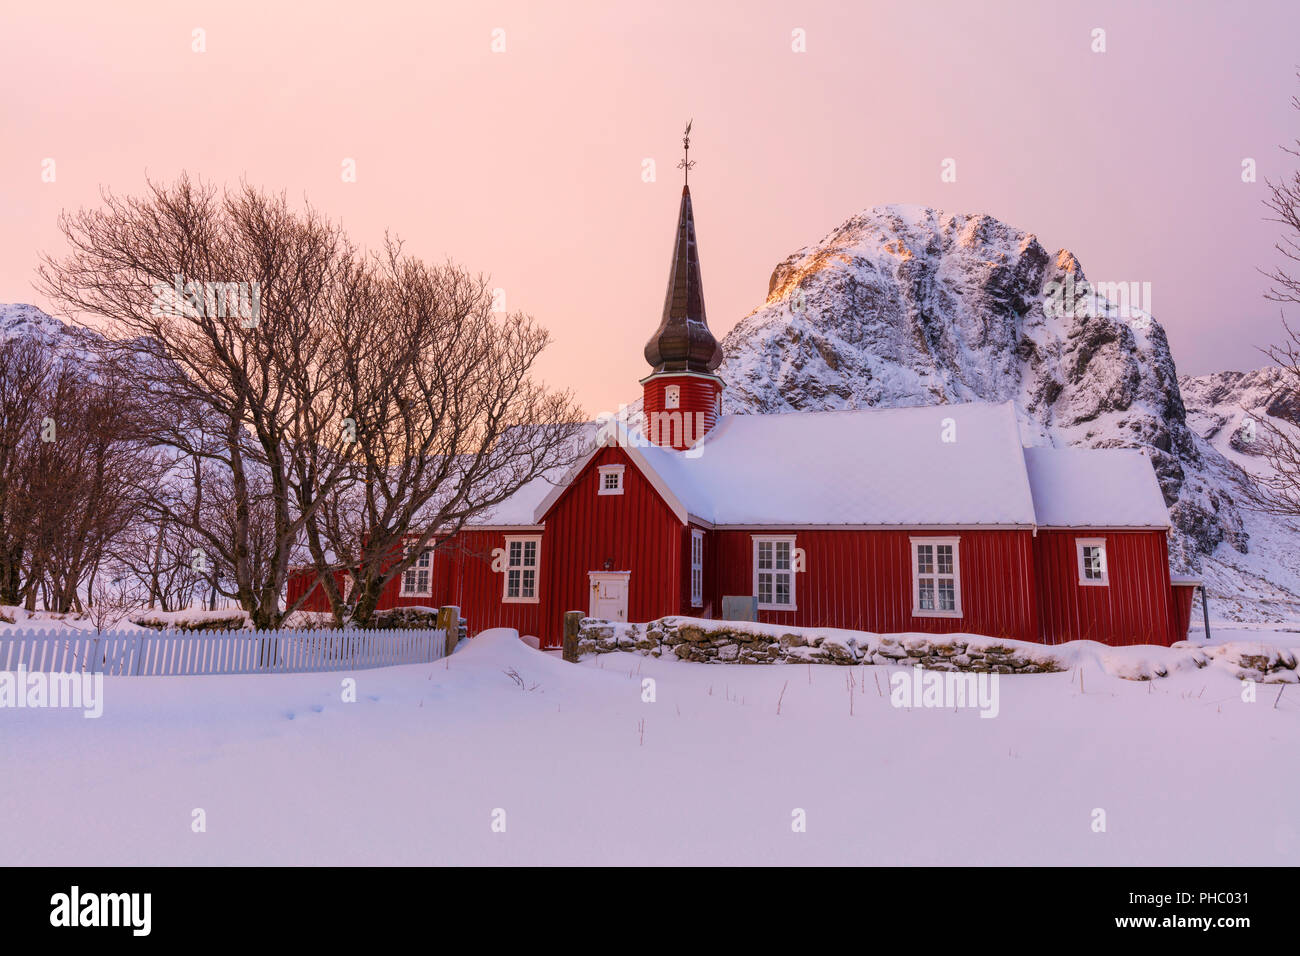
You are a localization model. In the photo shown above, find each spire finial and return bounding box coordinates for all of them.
[677,119,696,185]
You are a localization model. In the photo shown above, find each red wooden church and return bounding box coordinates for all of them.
[292,175,1200,649]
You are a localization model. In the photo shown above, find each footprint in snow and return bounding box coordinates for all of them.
[311,704,324,713]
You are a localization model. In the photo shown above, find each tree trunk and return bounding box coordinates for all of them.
[351,574,385,628]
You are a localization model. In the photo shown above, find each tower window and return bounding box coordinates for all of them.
[664,385,680,409]
[597,464,625,496]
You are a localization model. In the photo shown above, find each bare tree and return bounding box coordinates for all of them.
[34,368,156,611]
[85,578,143,633]
[38,175,582,628]
[38,177,366,628]
[0,338,52,605]
[306,243,583,626]
[0,340,156,613]
[1264,73,1300,313]
[108,507,206,612]
[1246,72,1300,516]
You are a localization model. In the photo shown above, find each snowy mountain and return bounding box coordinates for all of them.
[1179,367,1300,479]
[0,302,98,353]
[717,205,1300,620]
[1175,367,1300,619]
[0,302,106,384]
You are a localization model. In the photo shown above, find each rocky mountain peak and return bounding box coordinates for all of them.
[718,205,1246,571]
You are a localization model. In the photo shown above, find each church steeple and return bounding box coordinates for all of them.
[641,123,725,451]
[643,183,723,374]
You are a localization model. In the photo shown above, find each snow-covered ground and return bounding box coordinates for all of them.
[1191,619,1300,647]
[0,605,330,634]
[2,629,1296,865]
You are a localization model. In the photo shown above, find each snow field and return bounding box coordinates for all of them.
[1,628,1296,865]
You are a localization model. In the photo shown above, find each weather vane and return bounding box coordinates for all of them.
[677,119,696,184]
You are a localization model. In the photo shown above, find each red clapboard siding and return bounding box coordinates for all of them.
[537,445,685,645]
[708,528,1039,643]
[287,474,1182,650]
[285,568,338,613]
[1033,530,1177,646]
[438,530,544,639]
[642,376,722,449]
[1171,583,1198,643]
[285,532,545,638]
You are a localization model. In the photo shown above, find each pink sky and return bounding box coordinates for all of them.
[2,0,1298,416]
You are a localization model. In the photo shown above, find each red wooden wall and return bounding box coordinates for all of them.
[1032,530,1177,646]
[289,445,691,646]
[287,470,1182,649]
[642,375,722,449]
[284,532,544,637]
[707,528,1040,643]
[1171,583,1199,643]
[439,530,544,638]
[535,445,685,645]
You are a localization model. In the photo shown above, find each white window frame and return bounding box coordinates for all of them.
[752,535,796,611]
[502,534,541,604]
[597,464,625,496]
[664,385,681,409]
[1076,537,1109,586]
[400,540,433,597]
[690,529,704,608]
[910,536,962,618]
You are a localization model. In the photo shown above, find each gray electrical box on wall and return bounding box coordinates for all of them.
[722,596,759,622]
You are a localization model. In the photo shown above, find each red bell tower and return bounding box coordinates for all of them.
[641,123,724,451]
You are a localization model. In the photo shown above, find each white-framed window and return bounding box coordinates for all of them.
[664,385,680,409]
[597,464,625,496]
[690,529,704,607]
[911,536,961,617]
[502,535,541,603]
[400,542,433,597]
[1076,538,1109,586]
[753,535,796,610]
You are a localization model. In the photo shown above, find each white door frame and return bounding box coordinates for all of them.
[588,571,631,622]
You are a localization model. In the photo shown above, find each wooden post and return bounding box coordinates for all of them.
[562,610,582,663]
[1200,586,1212,643]
[438,605,459,656]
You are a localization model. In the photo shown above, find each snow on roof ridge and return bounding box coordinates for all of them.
[714,398,1011,424]
[1023,445,1170,529]
[637,400,1035,527]
[479,402,1166,532]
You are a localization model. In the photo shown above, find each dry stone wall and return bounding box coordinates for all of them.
[577,617,1066,674]
[575,616,1300,683]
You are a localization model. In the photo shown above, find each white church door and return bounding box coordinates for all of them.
[588,572,630,622]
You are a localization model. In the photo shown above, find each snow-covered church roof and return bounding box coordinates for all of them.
[1022,446,1171,529]
[633,402,1037,527]
[474,401,1172,531]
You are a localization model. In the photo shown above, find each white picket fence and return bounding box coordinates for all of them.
[0,627,446,677]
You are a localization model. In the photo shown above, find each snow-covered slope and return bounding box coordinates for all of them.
[1175,367,1300,619]
[2,628,1296,865]
[1179,367,1300,481]
[717,205,1300,619]
[0,301,99,357]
